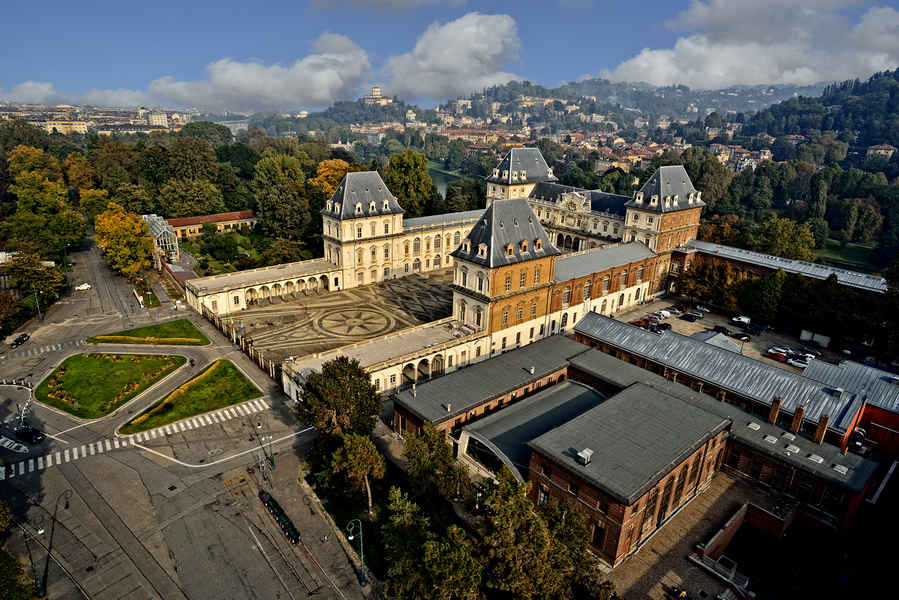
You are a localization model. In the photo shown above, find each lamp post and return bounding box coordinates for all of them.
[346,519,365,585]
[34,289,43,322]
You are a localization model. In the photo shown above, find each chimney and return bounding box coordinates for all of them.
[529,366,535,375]
[412,383,416,399]
[768,397,782,425]
[790,405,805,433]
[813,415,830,444]
[446,402,452,413]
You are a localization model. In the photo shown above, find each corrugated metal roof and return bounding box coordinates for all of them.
[688,240,886,293]
[691,331,742,353]
[802,360,899,415]
[553,242,655,282]
[573,312,862,433]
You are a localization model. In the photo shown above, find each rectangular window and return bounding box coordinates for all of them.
[520,270,526,287]
[539,324,545,336]
[211,300,218,311]
[475,346,481,357]
[384,247,390,258]
[538,490,548,505]
[384,223,389,234]
[529,327,534,339]
[534,267,540,283]
[390,374,396,385]
[233,296,239,305]
[517,307,523,321]
[374,378,380,390]
[591,523,605,549]
[515,332,521,345]
[357,226,363,238]
[501,337,507,349]
[531,303,537,317]
[370,223,376,236]
[503,311,509,325]
[505,275,511,291]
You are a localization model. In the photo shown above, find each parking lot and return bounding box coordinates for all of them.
[615,297,840,374]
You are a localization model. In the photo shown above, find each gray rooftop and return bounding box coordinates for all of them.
[186,258,335,295]
[567,350,876,494]
[320,171,404,221]
[801,360,899,415]
[553,242,656,283]
[403,209,483,230]
[687,240,886,293]
[463,381,605,481]
[393,336,590,424]
[487,148,556,185]
[691,330,742,353]
[573,312,863,434]
[450,198,560,268]
[528,382,729,504]
[530,182,630,217]
[626,165,704,213]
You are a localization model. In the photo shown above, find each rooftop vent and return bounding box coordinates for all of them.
[808,454,824,464]
[763,435,778,444]
[747,422,761,431]
[786,444,801,454]
[833,464,849,476]
[445,402,452,413]
[781,432,796,441]
[576,448,593,466]
[529,366,535,375]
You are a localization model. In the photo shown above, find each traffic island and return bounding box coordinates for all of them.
[87,318,210,346]
[120,360,261,434]
[35,353,186,419]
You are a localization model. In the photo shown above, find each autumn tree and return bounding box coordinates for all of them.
[159,179,225,218]
[421,525,482,600]
[252,152,310,239]
[384,149,433,218]
[331,434,386,516]
[94,202,154,281]
[310,159,351,196]
[750,215,816,261]
[63,152,97,191]
[404,425,470,501]
[296,356,381,439]
[1,252,66,298]
[79,188,110,219]
[0,291,20,324]
[113,182,155,214]
[7,145,62,181]
[179,121,233,146]
[169,137,219,181]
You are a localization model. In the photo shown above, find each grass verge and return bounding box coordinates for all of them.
[88,319,210,346]
[36,353,185,419]
[120,360,261,434]
[817,239,877,272]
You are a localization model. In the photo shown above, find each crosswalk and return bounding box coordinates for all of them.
[1,339,87,359]
[1,397,271,480]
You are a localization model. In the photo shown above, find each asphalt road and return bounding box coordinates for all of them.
[0,241,366,600]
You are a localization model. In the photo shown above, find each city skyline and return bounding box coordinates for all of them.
[3,0,899,112]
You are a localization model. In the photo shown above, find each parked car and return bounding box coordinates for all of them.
[695,305,711,313]
[713,325,730,335]
[767,349,788,362]
[74,283,92,291]
[680,313,700,322]
[658,323,672,331]
[10,333,29,348]
[14,425,45,444]
[789,351,816,362]
[731,315,751,326]
[747,323,768,335]
[769,346,792,355]
[666,306,682,315]
[787,357,810,369]
[730,332,751,342]
[685,311,704,320]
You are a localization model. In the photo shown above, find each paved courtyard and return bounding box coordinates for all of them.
[232,269,454,363]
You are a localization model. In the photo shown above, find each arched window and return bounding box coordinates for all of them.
[404,241,410,256]
[475,308,482,327]
[454,232,460,246]
[413,258,421,271]
[434,255,441,267]
[461,268,468,287]
[601,299,607,313]
[560,313,568,329]
[637,265,645,281]
[635,288,641,301]
[434,236,441,249]
[413,238,421,254]
[562,286,571,305]
[425,237,431,251]
[584,280,592,300]
[356,248,364,265]
[459,301,467,322]
[477,273,485,292]
[620,272,627,287]
[603,275,611,292]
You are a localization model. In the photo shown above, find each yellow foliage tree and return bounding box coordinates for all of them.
[94,202,154,281]
[309,159,351,196]
[79,188,110,219]
[7,145,63,181]
[63,152,98,191]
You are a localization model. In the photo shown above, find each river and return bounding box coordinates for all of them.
[429,167,461,198]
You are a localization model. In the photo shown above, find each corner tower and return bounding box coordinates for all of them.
[486,148,557,205]
[622,165,704,253]
[450,196,560,354]
[320,171,405,288]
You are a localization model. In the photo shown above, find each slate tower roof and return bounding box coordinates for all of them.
[625,165,705,213]
[486,148,557,185]
[320,171,405,220]
[450,198,560,268]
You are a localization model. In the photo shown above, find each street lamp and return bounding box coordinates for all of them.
[346,519,366,585]
[34,290,43,322]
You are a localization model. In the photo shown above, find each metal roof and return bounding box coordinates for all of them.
[626,165,704,213]
[392,336,590,425]
[486,148,556,184]
[568,350,876,493]
[528,382,729,504]
[687,240,887,293]
[530,182,630,217]
[450,198,560,268]
[402,209,483,230]
[801,360,899,415]
[690,330,742,353]
[463,381,605,482]
[573,312,863,434]
[552,242,655,283]
[319,171,404,221]
[186,258,335,295]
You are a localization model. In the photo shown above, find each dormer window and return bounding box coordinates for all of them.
[664,197,670,208]
[512,171,518,180]
[688,192,694,205]
[369,201,376,212]
[335,203,341,213]
[635,192,643,204]
[327,201,333,212]
[478,243,487,258]
[502,170,508,179]
[521,170,527,179]
[535,238,543,251]
[355,202,363,215]
[520,240,528,253]
[462,240,471,252]
[672,195,679,205]
[650,195,658,206]
[383,199,389,210]
[493,169,499,178]
[547,167,554,177]
[505,243,514,257]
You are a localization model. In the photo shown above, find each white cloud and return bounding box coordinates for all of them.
[603,1,899,89]
[323,0,465,8]
[384,12,520,101]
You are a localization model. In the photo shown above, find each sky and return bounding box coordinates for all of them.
[2,0,899,113]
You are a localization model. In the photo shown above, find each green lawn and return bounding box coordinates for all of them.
[817,239,877,272]
[36,353,186,419]
[88,318,210,346]
[120,360,261,434]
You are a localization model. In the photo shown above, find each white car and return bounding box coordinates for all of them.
[75,283,92,291]
[695,305,711,313]
[787,357,809,369]
[731,315,751,326]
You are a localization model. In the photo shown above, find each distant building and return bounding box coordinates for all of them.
[41,120,87,134]
[362,86,393,106]
[148,113,169,128]
[166,211,258,239]
[142,214,179,266]
[866,144,896,160]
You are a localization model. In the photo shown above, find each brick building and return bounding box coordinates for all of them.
[167,211,258,238]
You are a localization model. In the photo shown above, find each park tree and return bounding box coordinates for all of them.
[179,121,233,146]
[0,545,34,600]
[382,487,433,599]
[252,152,310,239]
[89,138,137,187]
[113,182,155,214]
[750,215,816,261]
[256,238,311,267]
[296,356,381,439]
[384,150,433,218]
[79,188,111,219]
[137,145,172,188]
[7,145,63,181]
[738,270,786,323]
[159,179,226,218]
[404,425,469,501]
[310,159,352,196]
[217,142,260,180]
[0,291,20,324]
[63,152,97,191]
[94,202,154,281]
[854,201,883,243]
[1,252,66,299]
[169,137,219,181]
[421,525,482,600]
[0,119,49,154]
[331,434,386,516]
[8,171,69,214]
[0,499,10,531]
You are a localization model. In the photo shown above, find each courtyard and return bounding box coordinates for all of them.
[229,269,455,364]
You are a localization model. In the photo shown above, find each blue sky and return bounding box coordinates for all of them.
[3,1,899,112]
